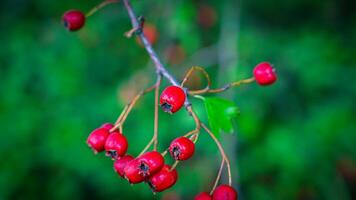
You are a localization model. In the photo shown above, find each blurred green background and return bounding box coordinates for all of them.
[0,0,355,199]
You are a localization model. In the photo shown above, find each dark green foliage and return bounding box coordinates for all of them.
[0,0,355,199]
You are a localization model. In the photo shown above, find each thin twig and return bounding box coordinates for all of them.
[201,123,232,186]
[189,77,255,95]
[110,83,156,133]
[210,159,225,195]
[86,0,119,17]
[153,75,161,151]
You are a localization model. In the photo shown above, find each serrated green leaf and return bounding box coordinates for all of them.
[202,97,240,137]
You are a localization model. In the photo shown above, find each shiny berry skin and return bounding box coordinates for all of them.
[86,128,110,153]
[101,123,114,130]
[195,192,212,200]
[124,159,145,184]
[124,151,165,184]
[114,155,134,178]
[105,132,128,159]
[160,86,186,113]
[136,151,165,176]
[62,10,86,31]
[253,62,277,86]
[147,164,178,192]
[169,137,195,161]
[212,185,238,200]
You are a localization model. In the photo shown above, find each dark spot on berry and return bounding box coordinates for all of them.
[139,162,150,176]
[63,20,68,28]
[161,103,172,113]
[172,146,181,160]
[106,150,117,159]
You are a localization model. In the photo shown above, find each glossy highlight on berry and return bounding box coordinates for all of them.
[62,10,86,31]
[160,86,186,113]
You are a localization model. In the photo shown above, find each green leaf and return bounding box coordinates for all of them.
[202,97,240,137]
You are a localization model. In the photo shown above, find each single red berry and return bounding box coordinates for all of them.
[114,155,134,178]
[123,151,165,184]
[169,137,195,161]
[212,185,238,200]
[101,123,114,130]
[105,132,128,159]
[86,128,110,154]
[136,151,165,176]
[253,62,277,86]
[195,192,212,200]
[123,159,146,184]
[147,164,178,192]
[62,10,86,31]
[160,86,186,113]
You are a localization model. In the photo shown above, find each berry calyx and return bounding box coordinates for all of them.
[160,86,186,113]
[253,62,277,86]
[105,132,128,159]
[114,155,134,178]
[195,192,212,200]
[212,184,238,200]
[123,159,145,184]
[147,164,178,192]
[62,10,86,31]
[136,151,165,176]
[86,127,110,153]
[169,137,195,161]
[123,151,165,184]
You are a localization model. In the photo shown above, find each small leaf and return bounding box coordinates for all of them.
[202,97,240,137]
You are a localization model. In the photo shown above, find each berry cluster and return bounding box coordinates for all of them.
[86,118,195,192]
[63,1,277,199]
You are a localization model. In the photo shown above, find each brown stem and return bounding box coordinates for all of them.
[153,76,161,151]
[86,0,119,17]
[110,83,156,133]
[189,77,255,95]
[181,66,211,89]
[201,123,232,186]
[210,159,225,195]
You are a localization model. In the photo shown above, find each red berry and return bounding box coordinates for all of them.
[101,123,114,130]
[212,185,238,200]
[86,128,110,153]
[160,86,186,113]
[123,159,145,184]
[195,192,212,200]
[136,151,165,176]
[253,62,277,86]
[124,151,165,184]
[62,10,86,31]
[105,132,128,159]
[169,137,195,161]
[114,155,134,178]
[147,164,178,192]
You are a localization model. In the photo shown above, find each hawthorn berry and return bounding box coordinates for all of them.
[195,192,212,200]
[86,127,110,153]
[114,155,134,178]
[62,10,86,31]
[147,164,178,192]
[160,86,186,113]
[124,159,146,183]
[169,137,195,161]
[105,132,128,159]
[212,184,238,200]
[101,123,114,130]
[124,151,165,184]
[253,62,277,86]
